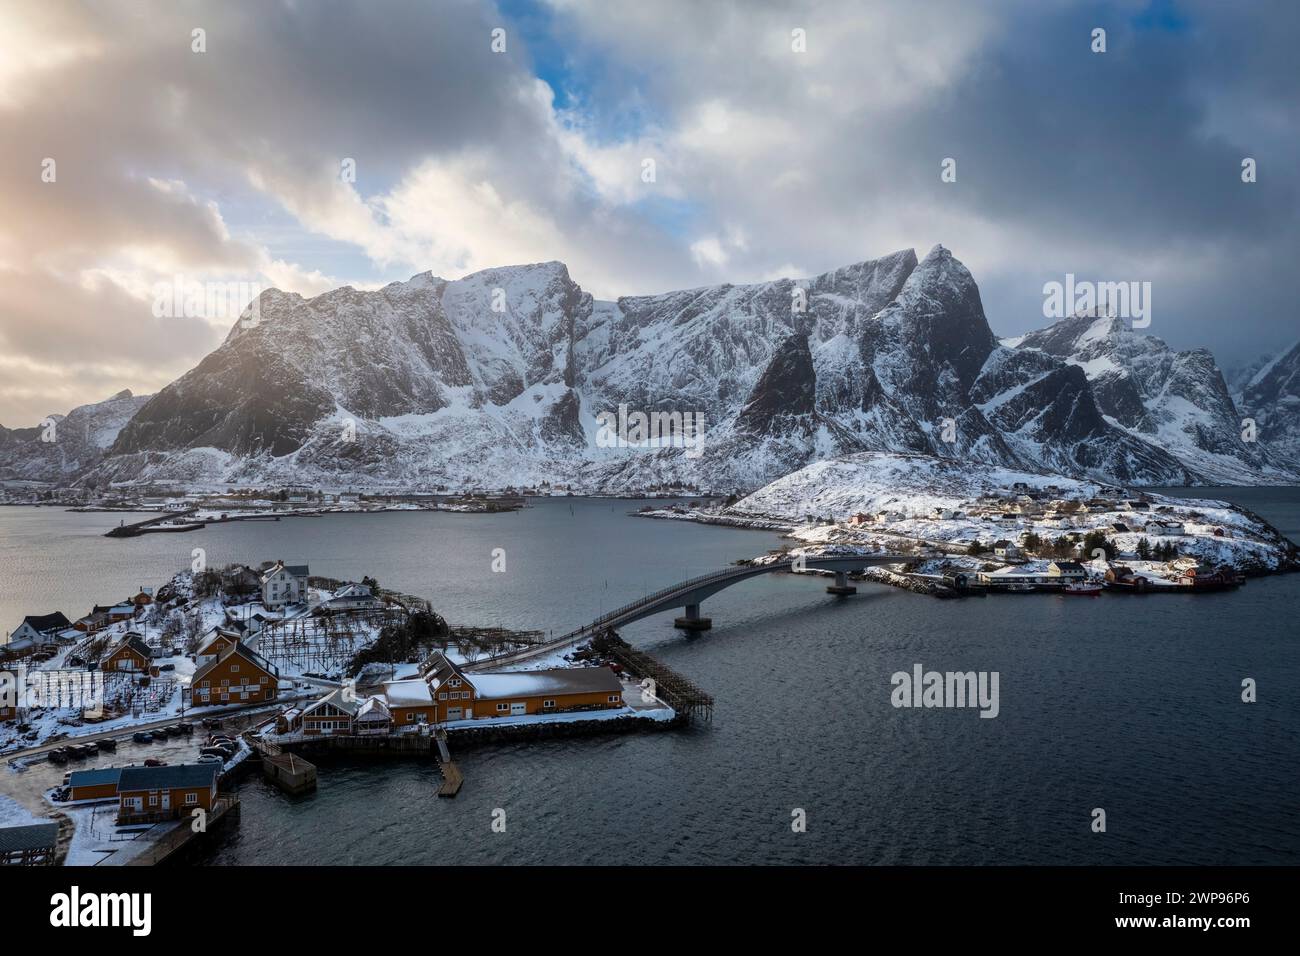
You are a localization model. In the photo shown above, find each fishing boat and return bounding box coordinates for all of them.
[1064,582,1102,596]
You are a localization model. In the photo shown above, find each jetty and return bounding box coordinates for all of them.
[124,794,240,866]
[434,729,462,798]
[590,629,713,722]
[103,508,203,538]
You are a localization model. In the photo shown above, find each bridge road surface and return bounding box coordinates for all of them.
[468,553,907,672]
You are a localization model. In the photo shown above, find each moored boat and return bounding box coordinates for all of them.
[1064,582,1102,596]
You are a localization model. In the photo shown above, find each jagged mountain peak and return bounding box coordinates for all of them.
[1012,311,1296,484]
[6,245,1290,492]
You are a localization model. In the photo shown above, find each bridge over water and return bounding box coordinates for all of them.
[470,552,906,671]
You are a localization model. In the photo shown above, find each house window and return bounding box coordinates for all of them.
[259,676,268,684]
[543,699,555,709]
[496,703,508,712]
[148,793,158,806]
[438,692,447,701]
[231,665,240,673]
[201,680,210,688]
[407,714,417,723]
[184,792,198,805]
[450,679,461,688]
[607,695,621,703]
[221,679,230,687]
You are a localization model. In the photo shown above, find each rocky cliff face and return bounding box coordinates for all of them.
[1236,339,1300,469]
[1012,315,1294,484]
[0,390,151,482]
[8,247,1291,491]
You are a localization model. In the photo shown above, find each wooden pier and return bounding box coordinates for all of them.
[434,729,462,797]
[591,630,714,722]
[125,794,240,866]
[436,761,463,798]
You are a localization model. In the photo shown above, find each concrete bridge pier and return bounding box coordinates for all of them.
[674,603,712,632]
[826,571,857,596]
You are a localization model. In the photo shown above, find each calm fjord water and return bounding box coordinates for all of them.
[2,490,1297,865]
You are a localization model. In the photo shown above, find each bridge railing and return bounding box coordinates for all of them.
[559,561,790,640]
[556,553,902,643]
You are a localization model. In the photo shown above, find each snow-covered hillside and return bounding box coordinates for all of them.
[1236,339,1300,469]
[720,451,1298,573]
[7,247,1295,491]
[0,390,151,482]
[1012,315,1296,484]
[729,452,1098,521]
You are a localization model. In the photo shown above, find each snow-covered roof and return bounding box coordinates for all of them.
[302,687,359,716]
[468,667,621,700]
[355,696,391,720]
[382,678,433,707]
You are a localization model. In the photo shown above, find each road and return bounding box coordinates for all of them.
[2,688,324,764]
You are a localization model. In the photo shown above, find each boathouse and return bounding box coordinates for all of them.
[117,764,219,823]
[383,678,437,726]
[353,696,392,735]
[422,652,624,722]
[300,688,358,735]
[67,767,123,801]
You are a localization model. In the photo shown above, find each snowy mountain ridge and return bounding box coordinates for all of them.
[2,246,1296,491]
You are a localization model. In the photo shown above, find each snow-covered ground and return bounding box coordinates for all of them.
[61,801,181,866]
[641,452,1298,576]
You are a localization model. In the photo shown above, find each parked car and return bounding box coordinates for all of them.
[48,749,69,765]
[142,758,167,767]
[201,718,223,729]
[132,731,153,744]
[98,737,117,752]
[158,663,176,672]
[196,754,223,765]
[199,746,229,759]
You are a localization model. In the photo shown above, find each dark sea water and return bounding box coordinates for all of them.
[3,490,1297,865]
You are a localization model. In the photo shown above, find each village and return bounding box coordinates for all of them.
[0,556,679,865]
[647,477,1299,596]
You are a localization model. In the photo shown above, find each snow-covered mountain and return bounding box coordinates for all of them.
[1235,339,1300,468]
[9,246,1293,491]
[0,390,151,482]
[1008,315,1297,484]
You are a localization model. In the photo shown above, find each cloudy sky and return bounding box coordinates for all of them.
[1,0,1296,425]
